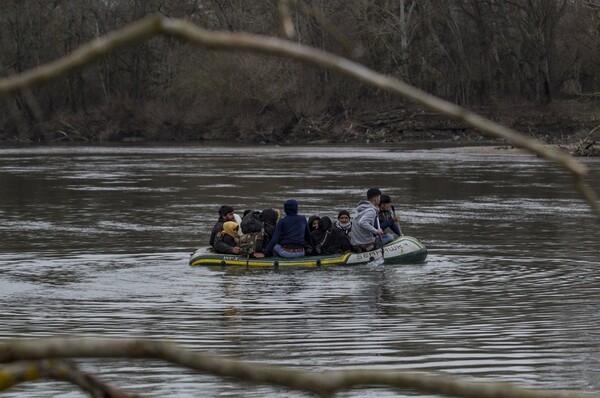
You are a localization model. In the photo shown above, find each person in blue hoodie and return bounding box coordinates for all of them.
[264,199,311,258]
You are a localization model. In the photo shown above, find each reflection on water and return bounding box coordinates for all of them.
[1,145,599,397]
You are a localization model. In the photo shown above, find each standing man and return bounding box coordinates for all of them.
[350,188,384,252]
[264,199,311,258]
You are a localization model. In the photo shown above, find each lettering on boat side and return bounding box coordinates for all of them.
[223,256,237,260]
[355,252,380,260]
[385,243,404,253]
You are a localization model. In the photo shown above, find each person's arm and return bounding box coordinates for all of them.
[209,222,220,247]
[214,234,237,254]
[264,220,283,256]
[358,209,380,235]
[304,221,311,243]
[380,219,394,230]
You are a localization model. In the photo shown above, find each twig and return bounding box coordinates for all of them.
[0,15,162,97]
[0,359,142,398]
[0,338,596,398]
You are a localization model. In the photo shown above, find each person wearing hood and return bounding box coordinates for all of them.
[308,215,321,232]
[310,216,351,255]
[213,221,242,254]
[260,208,280,251]
[264,199,311,258]
[350,188,384,252]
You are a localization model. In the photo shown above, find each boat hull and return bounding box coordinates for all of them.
[189,236,427,268]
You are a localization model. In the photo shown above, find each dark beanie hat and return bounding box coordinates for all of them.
[338,210,350,219]
[218,205,235,217]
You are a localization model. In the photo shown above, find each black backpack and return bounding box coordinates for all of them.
[240,210,263,234]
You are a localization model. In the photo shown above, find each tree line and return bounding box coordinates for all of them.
[1,0,599,142]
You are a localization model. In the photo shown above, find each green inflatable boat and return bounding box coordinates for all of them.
[189,236,427,268]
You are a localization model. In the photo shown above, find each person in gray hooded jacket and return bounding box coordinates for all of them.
[350,188,384,252]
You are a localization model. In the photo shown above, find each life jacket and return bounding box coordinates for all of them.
[240,210,263,234]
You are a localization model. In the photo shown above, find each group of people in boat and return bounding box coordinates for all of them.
[209,188,402,258]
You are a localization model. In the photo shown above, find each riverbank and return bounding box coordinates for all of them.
[2,99,599,155]
[288,102,600,149]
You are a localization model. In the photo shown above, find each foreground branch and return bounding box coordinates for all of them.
[0,359,140,398]
[0,338,596,398]
[0,15,597,219]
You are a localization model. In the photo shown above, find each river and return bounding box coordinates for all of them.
[0,144,599,397]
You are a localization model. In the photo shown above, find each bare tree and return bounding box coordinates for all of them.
[1,0,600,144]
[502,0,569,103]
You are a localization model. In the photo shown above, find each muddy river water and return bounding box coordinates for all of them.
[0,145,599,397]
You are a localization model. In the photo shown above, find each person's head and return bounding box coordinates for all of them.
[319,216,333,231]
[218,205,235,221]
[284,199,298,215]
[222,221,239,239]
[367,188,382,206]
[337,210,350,225]
[261,208,278,226]
[309,215,321,231]
[379,194,391,211]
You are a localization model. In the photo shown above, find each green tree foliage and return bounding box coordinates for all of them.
[1,0,599,142]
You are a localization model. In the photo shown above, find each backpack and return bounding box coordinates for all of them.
[238,230,264,256]
[241,210,263,234]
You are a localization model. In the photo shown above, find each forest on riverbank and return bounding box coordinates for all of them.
[1,0,600,148]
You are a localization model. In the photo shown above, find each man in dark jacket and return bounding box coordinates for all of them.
[209,205,236,248]
[264,199,311,258]
[213,221,241,255]
[378,194,401,244]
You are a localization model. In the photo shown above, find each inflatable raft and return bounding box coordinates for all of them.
[189,236,427,268]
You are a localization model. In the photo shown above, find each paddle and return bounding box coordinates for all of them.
[391,205,403,236]
[376,216,385,262]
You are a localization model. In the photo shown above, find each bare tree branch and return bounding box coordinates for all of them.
[0,359,142,398]
[0,338,596,398]
[0,15,162,97]
[0,14,597,219]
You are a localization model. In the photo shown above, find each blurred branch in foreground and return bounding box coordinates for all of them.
[0,358,140,398]
[0,15,597,220]
[0,338,597,398]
